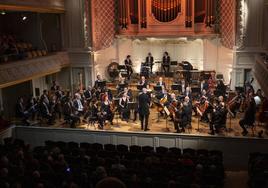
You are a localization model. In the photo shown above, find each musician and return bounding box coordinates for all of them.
[119,92,130,122]
[239,92,256,136]
[63,97,80,128]
[156,77,166,89]
[209,96,227,135]
[123,87,133,101]
[116,77,128,93]
[73,93,84,117]
[50,81,58,91]
[124,55,133,80]
[181,96,192,131]
[173,101,182,133]
[84,86,93,102]
[162,51,170,73]
[138,88,151,131]
[138,76,149,89]
[145,52,154,73]
[39,96,54,125]
[184,86,192,100]
[16,97,30,125]
[200,79,209,93]
[100,94,114,127]
[41,89,50,106]
[228,90,243,118]
[94,75,103,89]
[215,80,226,98]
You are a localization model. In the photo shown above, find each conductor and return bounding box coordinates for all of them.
[138,88,151,131]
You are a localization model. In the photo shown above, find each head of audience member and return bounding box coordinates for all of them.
[96,177,126,188]
[97,75,101,81]
[218,96,224,102]
[159,77,163,83]
[126,55,131,59]
[148,52,152,57]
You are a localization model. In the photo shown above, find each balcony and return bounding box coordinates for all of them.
[0,52,70,88]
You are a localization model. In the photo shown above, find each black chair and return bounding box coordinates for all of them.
[117,144,129,153]
[56,141,67,149]
[183,148,196,156]
[169,147,181,156]
[130,145,142,153]
[197,149,209,157]
[80,142,92,149]
[92,143,103,152]
[156,146,168,155]
[141,146,154,153]
[104,144,116,151]
[68,141,79,149]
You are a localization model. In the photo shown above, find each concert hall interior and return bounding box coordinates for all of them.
[0,0,268,188]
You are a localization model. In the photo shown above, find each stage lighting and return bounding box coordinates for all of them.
[1,11,6,15]
[22,16,27,21]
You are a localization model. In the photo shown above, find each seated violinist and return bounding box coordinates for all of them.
[63,97,80,128]
[209,96,228,135]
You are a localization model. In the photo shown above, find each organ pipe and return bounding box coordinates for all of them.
[205,0,215,27]
[151,0,181,22]
[185,0,192,27]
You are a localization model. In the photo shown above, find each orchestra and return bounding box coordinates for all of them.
[15,52,267,138]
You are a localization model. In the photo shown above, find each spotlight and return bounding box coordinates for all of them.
[22,16,27,21]
[1,11,5,15]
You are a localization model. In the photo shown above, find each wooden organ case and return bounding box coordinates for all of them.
[118,0,217,36]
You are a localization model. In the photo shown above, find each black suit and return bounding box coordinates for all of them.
[138,93,150,130]
[138,80,148,90]
[162,55,170,73]
[124,59,133,79]
[63,102,80,128]
[146,56,154,73]
[239,97,256,133]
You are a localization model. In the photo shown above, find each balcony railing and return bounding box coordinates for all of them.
[0,52,70,88]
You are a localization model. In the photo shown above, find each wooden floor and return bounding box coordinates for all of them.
[50,106,268,139]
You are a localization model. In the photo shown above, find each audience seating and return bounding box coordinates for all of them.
[248,152,268,188]
[0,138,225,188]
[0,34,48,63]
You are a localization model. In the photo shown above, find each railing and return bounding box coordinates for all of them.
[0,52,70,88]
[254,56,268,97]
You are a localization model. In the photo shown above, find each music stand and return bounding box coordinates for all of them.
[164,72,173,78]
[97,81,106,89]
[128,102,137,121]
[154,85,162,92]
[191,87,200,94]
[137,85,143,91]
[170,61,178,66]
[118,65,126,71]
[119,83,128,90]
[112,97,120,128]
[171,84,182,93]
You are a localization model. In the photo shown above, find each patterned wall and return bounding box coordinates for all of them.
[219,0,236,49]
[91,0,116,51]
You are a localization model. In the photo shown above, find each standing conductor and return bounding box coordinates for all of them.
[138,88,151,131]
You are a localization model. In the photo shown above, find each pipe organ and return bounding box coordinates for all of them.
[118,0,217,36]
